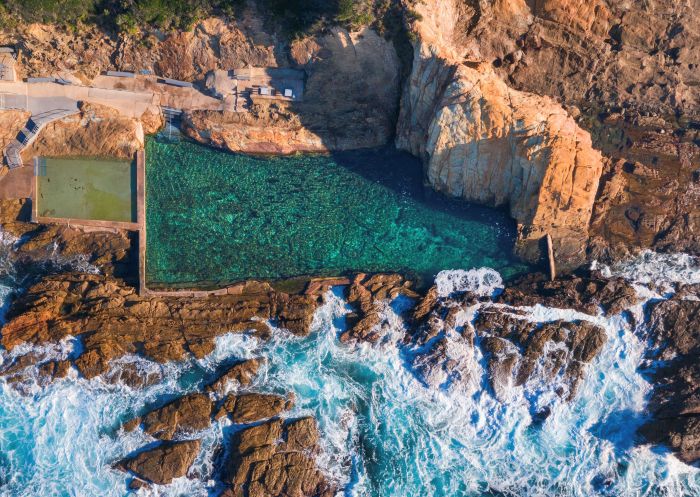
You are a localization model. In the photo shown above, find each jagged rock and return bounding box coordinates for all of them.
[1,273,319,379]
[498,271,641,316]
[117,439,201,485]
[406,282,607,403]
[638,286,700,464]
[218,393,293,424]
[206,358,266,396]
[475,309,606,401]
[37,360,71,380]
[340,273,418,344]
[102,362,163,389]
[396,0,700,262]
[223,417,335,497]
[122,417,141,433]
[140,393,214,440]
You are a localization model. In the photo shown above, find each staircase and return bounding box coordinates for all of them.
[4,107,79,169]
[160,107,184,141]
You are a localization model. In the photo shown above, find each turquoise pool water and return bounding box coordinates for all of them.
[145,138,530,288]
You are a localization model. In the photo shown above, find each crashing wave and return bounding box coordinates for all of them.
[1,241,700,496]
[435,267,503,298]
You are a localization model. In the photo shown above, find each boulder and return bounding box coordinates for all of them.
[340,273,418,344]
[117,439,201,485]
[638,287,700,464]
[206,358,266,396]
[218,393,293,424]
[141,393,214,440]
[223,417,335,497]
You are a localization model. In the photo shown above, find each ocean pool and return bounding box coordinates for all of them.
[145,138,531,288]
[35,157,136,223]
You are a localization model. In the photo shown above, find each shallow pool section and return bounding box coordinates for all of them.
[35,157,136,223]
[145,138,531,288]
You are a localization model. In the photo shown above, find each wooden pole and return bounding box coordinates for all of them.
[546,233,556,281]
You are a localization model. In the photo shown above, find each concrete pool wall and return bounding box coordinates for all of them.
[32,156,140,230]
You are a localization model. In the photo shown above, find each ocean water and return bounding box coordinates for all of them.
[145,138,530,288]
[1,230,700,496]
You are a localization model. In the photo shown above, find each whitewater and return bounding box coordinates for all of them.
[0,235,699,496]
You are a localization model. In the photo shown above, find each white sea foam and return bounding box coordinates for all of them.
[598,249,700,288]
[435,268,504,298]
[0,245,699,496]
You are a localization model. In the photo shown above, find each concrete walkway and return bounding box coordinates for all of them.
[0,75,225,168]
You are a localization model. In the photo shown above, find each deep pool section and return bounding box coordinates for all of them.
[145,139,530,288]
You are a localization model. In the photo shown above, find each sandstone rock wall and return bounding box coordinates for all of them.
[3,12,401,155]
[397,0,700,265]
[185,26,402,153]
[397,0,604,267]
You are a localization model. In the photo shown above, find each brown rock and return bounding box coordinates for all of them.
[23,102,144,161]
[122,417,141,433]
[1,273,319,380]
[638,288,700,464]
[225,417,335,497]
[37,360,71,380]
[206,358,265,396]
[117,439,201,485]
[221,393,293,424]
[397,0,700,263]
[141,393,214,440]
[498,271,641,316]
[339,273,417,344]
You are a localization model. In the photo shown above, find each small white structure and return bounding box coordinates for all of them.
[284,88,293,98]
[259,86,271,96]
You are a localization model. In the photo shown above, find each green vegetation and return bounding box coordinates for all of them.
[0,0,414,41]
[0,0,245,31]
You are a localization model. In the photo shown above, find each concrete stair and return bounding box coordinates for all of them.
[4,107,79,169]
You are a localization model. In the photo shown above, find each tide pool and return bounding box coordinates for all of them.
[145,138,530,289]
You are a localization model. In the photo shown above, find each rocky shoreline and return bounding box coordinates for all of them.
[0,0,697,271]
[0,0,699,493]
[1,200,699,492]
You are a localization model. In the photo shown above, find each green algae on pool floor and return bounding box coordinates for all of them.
[145,138,531,288]
[36,157,136,223]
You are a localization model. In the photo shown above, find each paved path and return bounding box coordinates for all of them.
[0,75,224,169]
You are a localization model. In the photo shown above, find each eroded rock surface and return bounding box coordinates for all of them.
[403,278,607,409]
[141,393,214,441]
[498,270,641,316]
[206,357,266,396]
[223,417,335,497]
[1,273,318,382]
[639,285,700,464]
[117,439,201,485]
[218,392,293,424]
[22,102,158,161]
[340,273,417,344]
[397,0,700,266]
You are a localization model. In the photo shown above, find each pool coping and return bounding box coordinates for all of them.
[28,148,336,298]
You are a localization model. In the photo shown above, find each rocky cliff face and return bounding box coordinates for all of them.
[397,0,700,266]
[3,13,400,156]
[21,102,160,160]
[184,26,401,153]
